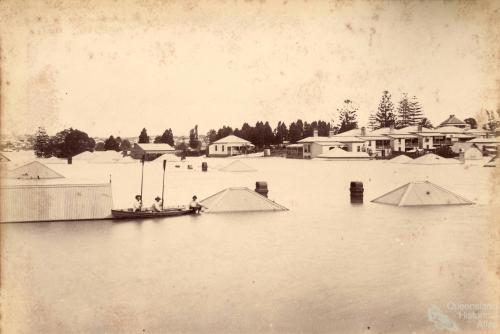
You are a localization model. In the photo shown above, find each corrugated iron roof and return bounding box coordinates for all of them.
[200,187,288,213]
[439,115,466,127]
[212,135,253,145]
[372,181,473,206]
[7,161,65,179]
[136,143,175,151]
[219,160,257,172]
[0,183,113,222]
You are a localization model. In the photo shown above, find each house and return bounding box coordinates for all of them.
[465,137,500,155]
[130,143,176,160]
[208,135,254,157]
[356,127,393,157]
[296,129,343,159]
[438,114,468,128]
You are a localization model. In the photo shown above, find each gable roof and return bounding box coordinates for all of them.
[212,135,253,145]
[436,126,466,134]
[298,136,342,143]
[219,160,257,172]
[200,187,288,213]
[439,115,466,127]
[7,161,65,179]
[371,181,474,206]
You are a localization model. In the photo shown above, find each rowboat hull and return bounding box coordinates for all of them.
[111,208,195,220]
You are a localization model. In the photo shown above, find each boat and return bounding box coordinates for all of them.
[111,207,195,219]
[111,157,199,220]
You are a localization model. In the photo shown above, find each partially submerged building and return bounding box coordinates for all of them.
[371,181,474,206]
[219,160,257,172]
[131,143,176,160]
[7,161,65,179]
[316,147,370,160]
[208,135,254,157]
[200,187,288,213]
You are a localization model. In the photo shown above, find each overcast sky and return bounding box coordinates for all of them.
[1,0,498,138]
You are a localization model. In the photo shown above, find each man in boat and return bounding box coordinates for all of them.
[189,195,206,213]
[133,195,143,212]
[152,196,163,212]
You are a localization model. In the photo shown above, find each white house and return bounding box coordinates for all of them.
[208,135,254,157]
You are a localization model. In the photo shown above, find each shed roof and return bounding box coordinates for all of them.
[371,181,473,206]
[7,161,65,179]
[0,183,113,222]
[200,187,288,213]
[212,135,253,145]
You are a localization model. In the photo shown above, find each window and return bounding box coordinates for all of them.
[215,145,218,151]
[357,146,361,152]
[222,145,225,151]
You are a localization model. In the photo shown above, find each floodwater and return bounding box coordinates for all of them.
[1,157,498,333]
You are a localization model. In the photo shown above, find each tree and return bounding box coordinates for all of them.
[420,117,434,128]
[189,125,200,149]
[262,121,274,148]
[49,128,95,158]
[482,110,499,132]
[464,118,477,129]
[154,135,162,143]
[375,90,396,128]
[408,96,424,126]
[138,128,150,143]
[104,135,120,151]
[337,99,358,133]
[288,121,303,143]
[206,129,217,144]
[274,121,288,144]
[396,93,411,128]
[215,126,233,141]
[120,139,132,151]
[34,127,51,157]
[95,142,105,151]
[160,129,174,146]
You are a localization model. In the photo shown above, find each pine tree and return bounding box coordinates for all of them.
[408,96,424,126]
[337,99,358,133]
[138,128,150,143]
[375,90,396,128]
[396,93,411,128]
[274,121,288,144]
[34,127,51,157]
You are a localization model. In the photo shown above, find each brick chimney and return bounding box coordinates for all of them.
[417,124,422,132]
[389,124,394,133]
[361,127,366,136]
[313,129,318,137]
[328,129,335,138]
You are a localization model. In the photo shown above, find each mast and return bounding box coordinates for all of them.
[161,160,166,210]
[140,154,145,200]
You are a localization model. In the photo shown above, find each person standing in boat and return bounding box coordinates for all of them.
[133,195,143,212]
[189,195,206,213]
[152,196,163,212]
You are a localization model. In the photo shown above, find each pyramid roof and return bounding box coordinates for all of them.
[388,155,413,163]
[439,115,466,127]
[371,181,474,206]
[7,161,65,179]
[407,153,460,165]
[219,160,257,172]
[153,153,183,163]
[200,187,288,213]
[317,147,370,160]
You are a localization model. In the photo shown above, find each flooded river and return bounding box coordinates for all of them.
[1,158,498,333]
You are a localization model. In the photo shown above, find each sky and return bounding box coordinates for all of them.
[1,0,498,138]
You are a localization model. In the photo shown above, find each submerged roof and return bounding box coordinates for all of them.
[136,143,175,151]
[200,187,288,213]
[407,153,460,165]
[7,161,65,179]
[317,147,370,159]
[219,160,257,172]
[212,135,253,145]
[0,183,113,222]
[388,155,413,163]
[371,181,474,206]
[0,153,11,162]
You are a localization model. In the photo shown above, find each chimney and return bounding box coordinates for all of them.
[389,124,394,134]
[417,124,422,132]
[328,129,335,138]
[313,129,318,137]
[361,127,366,136]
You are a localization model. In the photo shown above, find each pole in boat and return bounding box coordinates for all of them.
[140,154,145,200]
[161,160,166,210]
